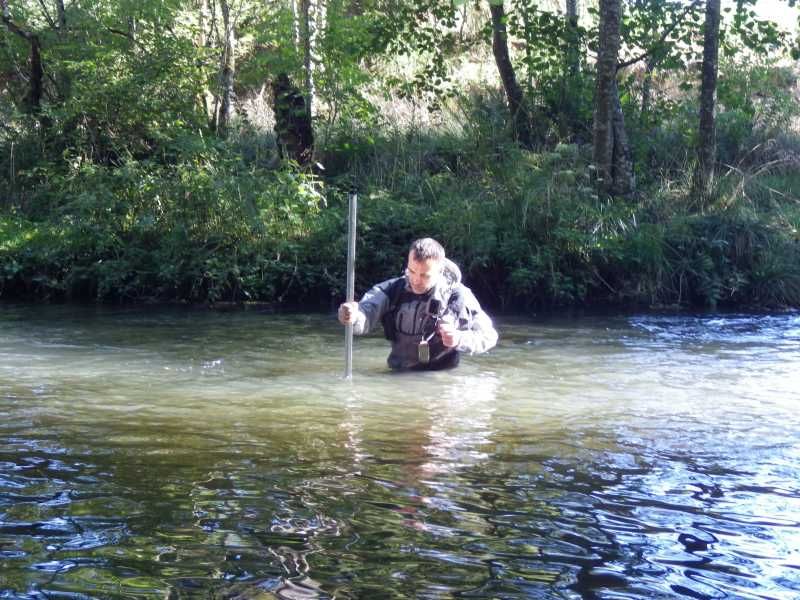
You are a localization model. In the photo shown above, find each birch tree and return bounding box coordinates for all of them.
[593,0,706,195]
[296,0,323,120]
[218,0,236,135]
[692,0,721,202]
[565,0,579,76]
[593,0,626,194]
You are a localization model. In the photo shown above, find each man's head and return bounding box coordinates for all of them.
[406,238,445,294]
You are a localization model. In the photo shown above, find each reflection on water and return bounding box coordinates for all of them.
[1,305,799,599]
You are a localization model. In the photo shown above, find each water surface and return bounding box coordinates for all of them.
[1,305,799,599]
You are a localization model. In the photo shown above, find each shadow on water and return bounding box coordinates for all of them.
[1,304,799,598]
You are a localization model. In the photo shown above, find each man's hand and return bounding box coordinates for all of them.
[438,319,462,348]
[338,302,361,326]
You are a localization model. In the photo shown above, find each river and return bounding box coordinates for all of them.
[1,305,799,599]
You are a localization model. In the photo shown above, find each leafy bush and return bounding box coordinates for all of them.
[0,144,325,303]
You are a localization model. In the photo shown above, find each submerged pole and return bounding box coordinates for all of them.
[344,186,357,379]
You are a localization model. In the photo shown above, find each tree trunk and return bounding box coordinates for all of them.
[692,0,721,203]
[218,0,236,136]
[565,0,579,76]
[640,57,655,125]
[315,0,327,95]
[197,0,216,128]
[291,0,301,49]
[272,73,314,166]
[55,0,70,98]
[198,0,208,45]
[561,0,581,137]
[206,0,220,129]
[28,31,43,111]
[298,0,317,120]
[56,0,66,30]
[593,0,633,195]
[128,17,137,43]
[1,1,44,113]
[611,80,634,194]
[489,1,533,148]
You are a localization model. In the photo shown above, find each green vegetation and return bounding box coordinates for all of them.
[2,0,799,309]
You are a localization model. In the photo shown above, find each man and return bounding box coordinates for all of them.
[338,238,498,370]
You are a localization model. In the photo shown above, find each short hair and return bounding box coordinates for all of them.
[409,238,445,262]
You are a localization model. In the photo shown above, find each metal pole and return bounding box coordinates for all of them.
[344,187,357,379]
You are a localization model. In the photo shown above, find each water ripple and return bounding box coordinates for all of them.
[1,307,800,598]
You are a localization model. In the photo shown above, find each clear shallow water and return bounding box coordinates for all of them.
[1,305,799,599]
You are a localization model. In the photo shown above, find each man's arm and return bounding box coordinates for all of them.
[455,307,498,354]
[438,286,498,354]
[338,277,399,335]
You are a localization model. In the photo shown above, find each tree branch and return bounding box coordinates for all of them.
[616,0,703,71]
[36,0,56,30]
[211,2,221,49]
[103,24,145,50]
[2,12,34,42]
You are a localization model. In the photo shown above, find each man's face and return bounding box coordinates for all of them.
[405,253,443,295]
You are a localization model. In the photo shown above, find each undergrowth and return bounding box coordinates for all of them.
[2,78,800,309]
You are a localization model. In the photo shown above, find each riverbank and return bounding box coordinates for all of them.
[2,132,799,311]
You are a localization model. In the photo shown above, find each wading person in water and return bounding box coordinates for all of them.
[338,238,498,370]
